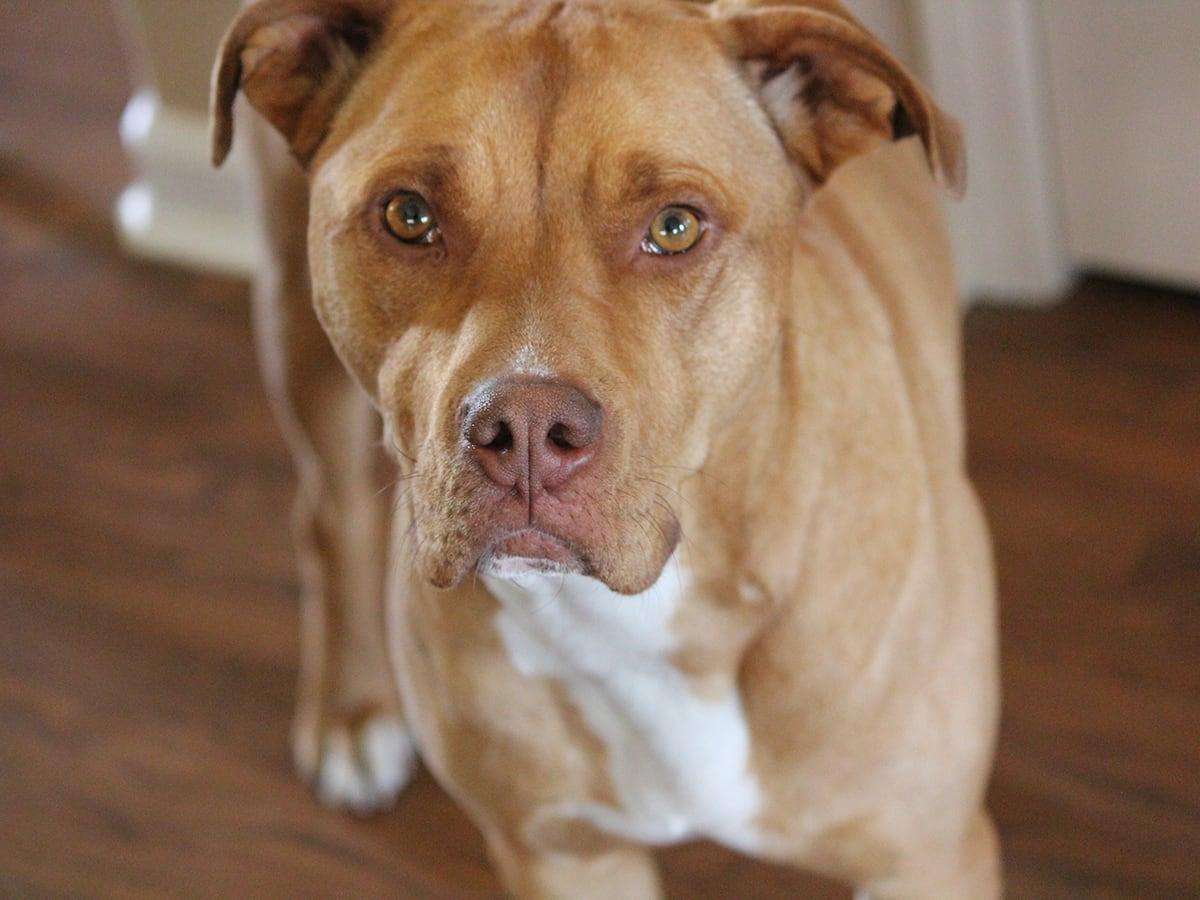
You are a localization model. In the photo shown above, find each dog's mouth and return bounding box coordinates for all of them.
[477,528,588,579]
[406,457,682,594]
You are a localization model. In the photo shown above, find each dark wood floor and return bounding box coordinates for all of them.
[2,3,1198,898]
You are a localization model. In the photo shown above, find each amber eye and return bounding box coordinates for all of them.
[643,206,702,256]
[383,192,437,243]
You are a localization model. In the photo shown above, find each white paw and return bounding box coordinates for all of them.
[313,716,417,815]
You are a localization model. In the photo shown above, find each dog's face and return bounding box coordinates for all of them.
[213,0,961,594]
[305,2,802,595]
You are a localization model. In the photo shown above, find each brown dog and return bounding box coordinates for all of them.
[211,0,1000,896]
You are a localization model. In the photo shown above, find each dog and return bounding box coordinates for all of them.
[211,0,1001,896]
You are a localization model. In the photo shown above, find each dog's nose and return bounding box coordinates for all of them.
[462,378,602,493]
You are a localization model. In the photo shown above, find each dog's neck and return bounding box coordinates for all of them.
[680,153,945,637]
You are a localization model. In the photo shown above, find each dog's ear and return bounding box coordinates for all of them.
[714,2,965,197]
[210,0,394,167]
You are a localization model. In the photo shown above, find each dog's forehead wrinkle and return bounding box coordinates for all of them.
[458,0,709,21]
[525,3,574,210]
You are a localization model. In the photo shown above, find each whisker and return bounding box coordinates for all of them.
[635,456,732,492]
[635,475,699,518]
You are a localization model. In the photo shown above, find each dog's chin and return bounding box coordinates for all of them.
[477,529,588,580]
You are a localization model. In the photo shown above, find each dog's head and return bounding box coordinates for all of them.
[212,0,962,594]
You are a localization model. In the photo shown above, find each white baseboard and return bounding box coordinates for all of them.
[115,90,260,279]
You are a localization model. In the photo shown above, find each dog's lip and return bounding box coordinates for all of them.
[490,527,577,561]
[479,528,586,576]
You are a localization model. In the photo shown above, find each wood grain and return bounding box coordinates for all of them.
[1,3,1197,897]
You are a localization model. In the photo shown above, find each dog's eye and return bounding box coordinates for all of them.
[643,206,702,256]
[384,192,438,244]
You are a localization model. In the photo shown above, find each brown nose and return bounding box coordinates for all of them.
[461,377,602,494]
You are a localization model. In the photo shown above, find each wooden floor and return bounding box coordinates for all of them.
[2,3,1198,898]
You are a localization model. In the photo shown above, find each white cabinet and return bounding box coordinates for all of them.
[1039,1,1200,290]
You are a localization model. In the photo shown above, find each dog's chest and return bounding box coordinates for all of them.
[484,560,762,850]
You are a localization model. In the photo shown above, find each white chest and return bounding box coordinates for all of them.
[484,558,762,851]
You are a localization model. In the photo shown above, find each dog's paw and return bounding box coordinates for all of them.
[303,715,418,815]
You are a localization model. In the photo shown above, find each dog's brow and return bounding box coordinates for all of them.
[625,154,664,201]
[410,144,462,196]
[617,151,713,205]
[368,144,464,202]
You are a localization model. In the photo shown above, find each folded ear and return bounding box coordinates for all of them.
[210,0,394,167]
[715,2,965,197]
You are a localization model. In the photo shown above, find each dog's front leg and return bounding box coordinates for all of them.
[482,829,662,900]
[855,810,1002,900]
[244,116,415,814]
